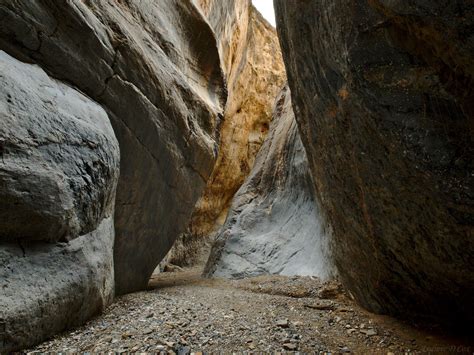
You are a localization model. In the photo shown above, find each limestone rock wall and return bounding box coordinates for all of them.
[0,0,226,295]
[0,51,118,351]
[190,2,286,238]
[274,0,474,323]
[205,86,335,279]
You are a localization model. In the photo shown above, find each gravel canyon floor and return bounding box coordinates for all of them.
[30,267,472,354]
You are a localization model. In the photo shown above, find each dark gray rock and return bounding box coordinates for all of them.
[0,0,226,294]
[0,51,118,351]
[274,0,474,323]
[205,87,334,279]
[0,217,115,352]
[0,51,118,242]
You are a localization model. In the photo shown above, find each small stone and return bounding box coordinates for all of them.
[146,313,154,318]
[340,346,350,353]
[177,346,191,355]
[283,343,297,350]
[347,328,357,335]
[143,328,153,335]
[276,319,289,328]
[361,328,377,336]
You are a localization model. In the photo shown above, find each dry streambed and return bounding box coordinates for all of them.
[29,270,472,353]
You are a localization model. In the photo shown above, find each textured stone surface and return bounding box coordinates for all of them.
[0,52,118,351]
[0,51,118,242]
[275,0,474,323]
[0,0,226,294]
[205,87,334,279]
[190,2,286,237]
[0,218,115,352]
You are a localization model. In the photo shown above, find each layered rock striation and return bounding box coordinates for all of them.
[205,86,334,279]
[274,0,474,323]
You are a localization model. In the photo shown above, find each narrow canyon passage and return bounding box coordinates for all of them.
[29,264,472,353]
[1,0,473,352]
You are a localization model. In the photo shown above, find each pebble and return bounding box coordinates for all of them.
[283,343,298,350]
[26,271,433,353]
[360,328,377,336]
[276,319,290,328]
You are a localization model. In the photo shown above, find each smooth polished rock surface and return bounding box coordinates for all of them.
[205,87,334,280]
[0,0,226,294]
[0,52,118,351]
[0,51,119,243]
[0,218,115,351]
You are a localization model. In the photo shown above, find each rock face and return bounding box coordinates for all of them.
[190,2,286,237]
[0,0,226,294]
[0,51,118,350]
[274,0,474,323]
[162,2,286,268]
[205,86,334,279]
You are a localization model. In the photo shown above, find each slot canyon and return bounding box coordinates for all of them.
[0,0,472,353]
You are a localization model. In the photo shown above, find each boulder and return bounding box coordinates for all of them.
[274,0,474,323]
[205,86,334,279]
[0,0,226,294]
[0,51,118,243]
[0,51,118,351]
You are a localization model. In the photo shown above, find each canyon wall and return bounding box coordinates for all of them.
[190,2,286,238]
[205,86,334,279]
[0,0,226,350]
[0,0,226,296]
[162,2,286,267]
[0,50,119,351]
[274,0,474,323]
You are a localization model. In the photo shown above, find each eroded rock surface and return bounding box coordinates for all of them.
[190,2,286,237]
[0,0,226,294]
[205,87,334,279]
[275,0,474,323]
[0,51,118,351]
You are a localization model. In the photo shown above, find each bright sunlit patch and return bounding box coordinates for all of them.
[252,0,276,27]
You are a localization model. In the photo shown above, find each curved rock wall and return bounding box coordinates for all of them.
[205,86,334,279]
[0,51,118,351]
[0,0,228,350]
[0,0,226,295]
[274,0,474,323]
